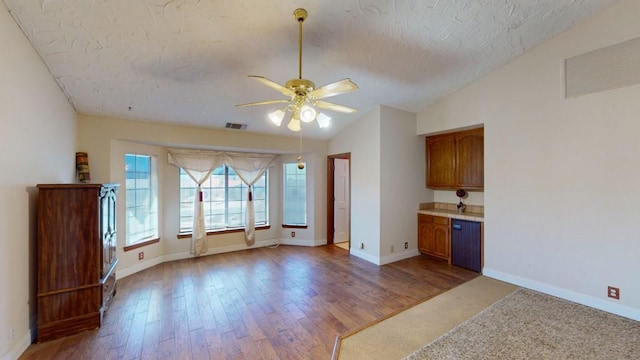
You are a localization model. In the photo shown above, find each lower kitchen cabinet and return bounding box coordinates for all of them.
[418,214,451,262]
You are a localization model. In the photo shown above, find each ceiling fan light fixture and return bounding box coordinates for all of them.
[235,8,358,133]
[287,118,301,132]
[268,109,285,126]
[317,113,331,128]
[299,104,317,123]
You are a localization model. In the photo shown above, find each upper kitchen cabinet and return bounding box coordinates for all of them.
[426,127,484,190]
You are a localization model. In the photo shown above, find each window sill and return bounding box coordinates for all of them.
[123,237,160,252]
[282,224,308,229]
[177,225,271,239]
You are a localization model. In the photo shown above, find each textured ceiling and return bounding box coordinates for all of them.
[3,0,617,140]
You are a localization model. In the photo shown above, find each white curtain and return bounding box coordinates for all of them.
[225,152,277,246]
[167,149,225,256]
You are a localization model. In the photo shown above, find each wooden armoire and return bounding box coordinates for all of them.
[36,183,119,342]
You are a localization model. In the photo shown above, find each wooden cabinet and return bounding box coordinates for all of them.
[425,135,456,188]
[426,128,484,190]
[455,129,484,189]
[36,183,119,342]
[418,214,451,262]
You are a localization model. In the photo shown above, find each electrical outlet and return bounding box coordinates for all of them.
[359,243,364,249]
[138,252,144,260]
[404,242,409,249]
[9,328,15,342]
[390,245,394,253]
[291,231,296,238]
[608,286,620,300]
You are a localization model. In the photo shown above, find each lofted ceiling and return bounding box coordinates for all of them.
[3,0,617,140]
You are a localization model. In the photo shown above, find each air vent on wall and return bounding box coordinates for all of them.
[225,122,248,130]
[565,36,640,98]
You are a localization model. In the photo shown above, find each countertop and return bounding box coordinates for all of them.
[417,209,484,222]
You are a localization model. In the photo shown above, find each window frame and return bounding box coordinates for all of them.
[178,165,269,235]
[282,161,307,227]
[124,153,160,249]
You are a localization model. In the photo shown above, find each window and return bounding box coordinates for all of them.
[179,166,268,233]
[283,162,306,225]
[125,154,158,245]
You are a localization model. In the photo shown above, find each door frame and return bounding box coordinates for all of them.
[327,153,351,245]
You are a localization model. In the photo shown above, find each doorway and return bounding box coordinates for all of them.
[327,153,350,249]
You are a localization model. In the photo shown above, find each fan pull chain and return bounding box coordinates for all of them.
[297,129,305,169]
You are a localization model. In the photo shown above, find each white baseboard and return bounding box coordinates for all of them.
[279,238,327,247]
[2,331,31,360]
[483,268,640,321]
[349,249,381,265]
[117,256,164,279]
[379,249,421,265]
[118,239,278,279]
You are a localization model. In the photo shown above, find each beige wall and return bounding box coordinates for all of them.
[77,114,329,277]
[379,106,431,262]
[329,105,432,264]
[329,106,382,263]
[0,2,77,358]
[417,0,640,320]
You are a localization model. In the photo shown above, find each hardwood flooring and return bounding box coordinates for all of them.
[20,245,478,360]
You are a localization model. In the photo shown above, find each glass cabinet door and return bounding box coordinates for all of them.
[100,186,118,277]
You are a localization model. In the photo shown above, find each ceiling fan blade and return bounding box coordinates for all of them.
[309,78,358,99]
[315,100,358,114]
[249,75,295,97]
[235,99,290,107]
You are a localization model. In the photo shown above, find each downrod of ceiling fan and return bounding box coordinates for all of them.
[294,8,307,80]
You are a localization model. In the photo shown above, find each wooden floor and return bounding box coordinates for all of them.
[20,245,477,360]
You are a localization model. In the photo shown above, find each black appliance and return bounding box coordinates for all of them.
[451,219,482,272]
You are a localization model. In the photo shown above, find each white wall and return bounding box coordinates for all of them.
[77,114,329,276]
[329,107,382,264]
[417,0,640,320]
[379,106,431,263]
[0,2,77,359]
[329,106,431,265]
[434,190,484,206]
[279,152,327,246]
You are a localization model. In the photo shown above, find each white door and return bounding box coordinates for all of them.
[333,158,350,244]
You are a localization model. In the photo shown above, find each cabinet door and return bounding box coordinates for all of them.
[426,135,456,188]
[456,128,484,189]
[418,215,450,261]
[100,186,118,277]
[417,215,431,253]
[432,224,450,260]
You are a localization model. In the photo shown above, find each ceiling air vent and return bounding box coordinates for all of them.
[225,122,248,130]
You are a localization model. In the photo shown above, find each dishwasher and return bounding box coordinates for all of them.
[451,219,482,272]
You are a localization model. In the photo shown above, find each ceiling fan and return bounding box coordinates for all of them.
[236,8,358,132]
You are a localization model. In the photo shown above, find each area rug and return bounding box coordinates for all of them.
[404,288,640,359]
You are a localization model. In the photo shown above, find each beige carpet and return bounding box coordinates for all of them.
[336,276,517,360]
[405,288,640,359]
